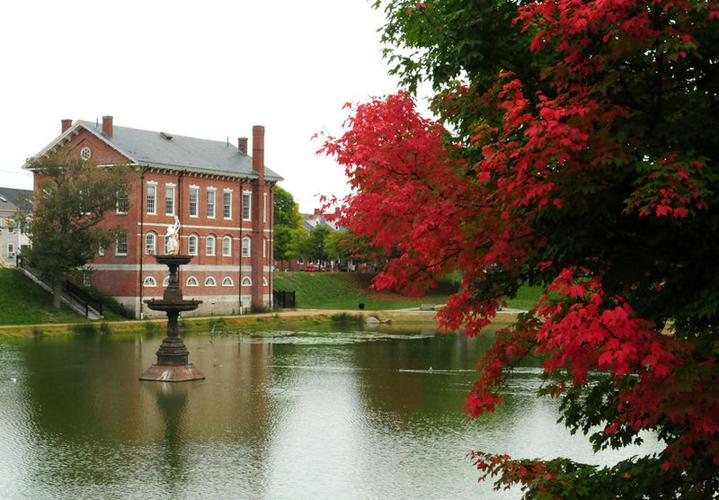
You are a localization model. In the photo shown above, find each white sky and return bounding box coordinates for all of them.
[0,0,401,212]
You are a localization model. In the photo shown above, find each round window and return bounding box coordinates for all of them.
[80,146,92,161]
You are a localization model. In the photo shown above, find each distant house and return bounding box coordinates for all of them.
[303,209,342,232]
[0,187,32,266]
[26,116,283,317]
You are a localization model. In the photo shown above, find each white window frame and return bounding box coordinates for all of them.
[222,236,232,256]
[263,238,267,258]
[82,271,91,287]
[186,276,199,287]
[143,276,157,287]
[206,235,216,256]
[204,276,217,287]
[263,192,268,223]
[223,189,232,219]
[116,189,129,215]
[207,187,216,219]
[145,232,156,255]
[146,181,157,215]
[241,277,252,286]
[222,276,234,287]
[98,244,105,256]
[162,276,170,287]
[188,234,198,256]
[242,191,252,221]
[165,183,176,216]
[116,233,128,256]
[241,236,251,257]
[189,186,199,218]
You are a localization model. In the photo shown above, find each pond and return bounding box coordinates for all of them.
[0,325,661,499]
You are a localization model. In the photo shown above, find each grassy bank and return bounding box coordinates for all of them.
[273,272,541,311]
[0,269,83,325]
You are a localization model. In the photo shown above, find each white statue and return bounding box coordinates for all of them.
[165,216,181,255]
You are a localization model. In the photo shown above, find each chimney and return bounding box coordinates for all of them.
[102,115,113,137]
[252,125,264,181]
[238,137,248,155]
[61,119,72,133]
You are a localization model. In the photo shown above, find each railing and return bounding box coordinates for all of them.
[273,290,296,308]
[65,281,104,318]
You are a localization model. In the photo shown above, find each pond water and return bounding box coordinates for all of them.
[0,325,661,499]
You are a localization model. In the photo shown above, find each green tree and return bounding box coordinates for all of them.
[22,156,128,308]
[299,225,332,263]
[273,186,304,261]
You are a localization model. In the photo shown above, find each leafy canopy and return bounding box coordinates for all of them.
[321,0,719,496]
[22,156,127,305]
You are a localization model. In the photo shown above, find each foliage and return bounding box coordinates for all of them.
[298,225,333,262]
[21,156,128,307]
[321,0,719,495]
[273,186,305,261]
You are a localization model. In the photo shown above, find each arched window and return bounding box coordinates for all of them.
[205,276,217,287]
[188,234,198,256]
[186,276,199,287]
[222,276,233,287]
[206,235,216,256]
[262,277,268,286]
[222,236,232,256]
[145,232,156,255]
[241,277,252,286]
[241,237,251,257]
[162,276,170,287]
[143,276,157,287]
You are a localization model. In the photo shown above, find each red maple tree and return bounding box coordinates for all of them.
[321,0,719,496]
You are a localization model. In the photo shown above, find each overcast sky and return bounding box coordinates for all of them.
[0,0,401,212]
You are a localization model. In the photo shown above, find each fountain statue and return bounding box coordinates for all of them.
[139,217,205,382]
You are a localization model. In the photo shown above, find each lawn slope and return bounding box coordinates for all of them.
[0,269,83,325]
[273,272,541,311]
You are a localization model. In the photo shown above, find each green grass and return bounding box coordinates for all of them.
[0,269,85,325]
[274,272,543,312]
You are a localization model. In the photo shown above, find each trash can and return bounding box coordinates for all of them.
[358,303,365,310]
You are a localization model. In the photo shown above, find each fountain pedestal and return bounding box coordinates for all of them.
[139,255,205,382]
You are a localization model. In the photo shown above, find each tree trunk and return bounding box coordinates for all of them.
[52,278,63,309]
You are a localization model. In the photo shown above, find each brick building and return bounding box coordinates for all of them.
[28,116,282,318]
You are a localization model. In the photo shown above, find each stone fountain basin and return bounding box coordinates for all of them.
[145,299,202,313]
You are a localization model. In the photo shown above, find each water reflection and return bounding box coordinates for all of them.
[0,327,662,499]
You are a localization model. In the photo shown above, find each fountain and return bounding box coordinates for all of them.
[140,217,205,382]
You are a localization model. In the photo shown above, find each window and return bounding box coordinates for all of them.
[241,237,251,257]
[204,276,217,287]
[116,189,129,214]
[242,192,251,221]
[189,186,199,217]
[263,192,268,223]
[145,232,156,255]
[143,276,157,287]
[186,276,199,287]
[80,146,92,161]
[223,190,232,219]
[188,234,198,256]
[83,272,91,287]
[162,276,170,287]
[263,238,267,258]
[222,276,234,287]
[262,277,268,286]
[98,244,104,256]
[207,188,216,218]
[146,182,157,215]
[165,184,175,215]
[241,277,252,286]
[206,235,216,256]
[222,236,232,256]
[116,233,128,256]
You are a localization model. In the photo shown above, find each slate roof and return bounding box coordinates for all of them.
[0,187,33,213]
[75,120,283,181]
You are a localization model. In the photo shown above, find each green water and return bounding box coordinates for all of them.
[0,326,661,499]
